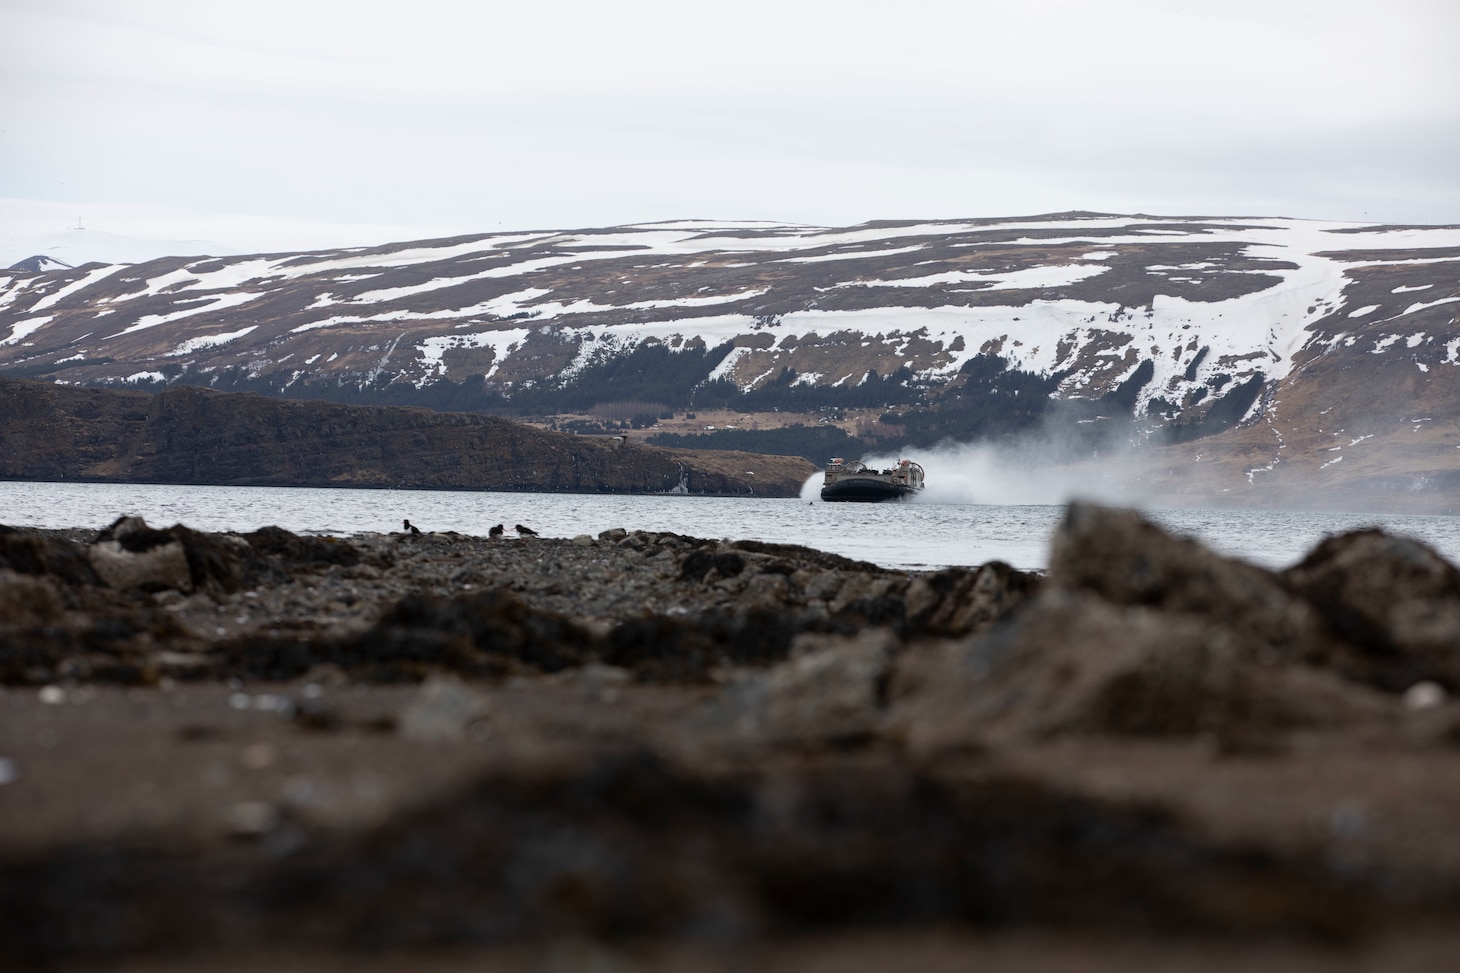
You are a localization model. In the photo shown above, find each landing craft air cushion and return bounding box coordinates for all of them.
[819,458,925,502]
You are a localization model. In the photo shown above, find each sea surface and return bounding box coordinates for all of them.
[5,479,1460,572]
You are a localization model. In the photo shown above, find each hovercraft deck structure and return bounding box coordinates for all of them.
[819,458,925,502]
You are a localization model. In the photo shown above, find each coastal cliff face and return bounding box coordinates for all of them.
[0,375,816,496]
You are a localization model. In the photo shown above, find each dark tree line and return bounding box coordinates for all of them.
[690,365,921,412]
[513,340,737,412]
[887,356,1065,445]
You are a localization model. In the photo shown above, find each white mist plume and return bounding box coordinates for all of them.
[802,432,1159,507]
[906,438,1152,506]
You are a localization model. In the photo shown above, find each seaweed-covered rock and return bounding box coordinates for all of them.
[0,525,103,585]
[601,608,799,683]
[219,588,595,682]
[362,588,591,674]
[903,562,1042,639]
[243,525,362,570]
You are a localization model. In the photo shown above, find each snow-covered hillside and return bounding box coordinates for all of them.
[1,213,1458,457]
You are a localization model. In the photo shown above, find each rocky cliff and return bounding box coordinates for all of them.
[0,375,815,496]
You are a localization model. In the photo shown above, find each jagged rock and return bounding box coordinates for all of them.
[600,607,800,684]
[903,562,1042,638]
[0,526,102,585]
[885,590,1390,752]
[738,571,792,607]
[89,517,194,592]
[884,505,1415,752]
[87,516,305,596]
[1283,529,1460,691]
[731,538,883,575]
[243,525,361,569]
[825,573,911,635]
[1048,502,1329,664]
[679,547,746,582]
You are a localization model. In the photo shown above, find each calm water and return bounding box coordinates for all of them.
[5,479,1460,572]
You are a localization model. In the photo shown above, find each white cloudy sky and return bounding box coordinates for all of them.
[2,0,1458,258]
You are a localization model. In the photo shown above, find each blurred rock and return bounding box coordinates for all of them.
[703,628,899,745]
[89,517,193,592]
[903,561,1041,639]
[1048,502,1327,665]
[0,525,102,585]
[1284,529,1460,691]
[885,590,1389,752]
[0,569,65,626]
[601,609,797,683]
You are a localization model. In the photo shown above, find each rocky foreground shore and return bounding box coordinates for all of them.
[6,506,1460,970]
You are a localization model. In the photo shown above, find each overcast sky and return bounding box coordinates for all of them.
[3,0,1458,256]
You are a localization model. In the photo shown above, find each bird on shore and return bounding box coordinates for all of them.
[515,524,538,536]
[403,519,421,535]
[488,524,505,538]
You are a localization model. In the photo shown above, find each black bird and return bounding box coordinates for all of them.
[403,519,421,535]
[488,523,505,538]
[514,524,538,536]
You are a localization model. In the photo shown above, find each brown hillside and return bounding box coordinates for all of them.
[0,376,816,497]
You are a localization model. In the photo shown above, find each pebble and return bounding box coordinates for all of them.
[226,801,279,837]
[398,676,488,742]
[240,743,276,769]
[229,692,295,717]
[38,686,65,705]
[1403,681,1446,710]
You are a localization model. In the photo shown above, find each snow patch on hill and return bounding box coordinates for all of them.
[5,213,1460,442]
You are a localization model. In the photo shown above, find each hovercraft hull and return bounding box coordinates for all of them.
[819,477,919,503]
